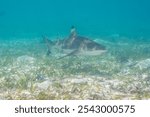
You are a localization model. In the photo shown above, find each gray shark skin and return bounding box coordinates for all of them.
[62,36,105,50]
[43,26,106,59]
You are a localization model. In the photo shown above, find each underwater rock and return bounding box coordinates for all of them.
[135,59,150,70]
[17,55,36,64]
[35,80,52,90]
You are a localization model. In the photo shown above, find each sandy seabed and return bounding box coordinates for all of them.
[0,37,150,100]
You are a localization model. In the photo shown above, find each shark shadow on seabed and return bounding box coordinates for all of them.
[43,26,107,59]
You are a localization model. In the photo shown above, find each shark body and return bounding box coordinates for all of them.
[43,26,106,59]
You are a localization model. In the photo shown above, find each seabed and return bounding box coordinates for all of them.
[0,37,150,100]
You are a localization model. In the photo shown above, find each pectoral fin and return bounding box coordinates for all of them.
[57,49,79,60]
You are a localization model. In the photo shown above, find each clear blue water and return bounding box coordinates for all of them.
[1,0,150,99]
[0,0,150,39]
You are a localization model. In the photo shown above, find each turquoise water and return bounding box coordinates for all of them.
[0,0,150,38]
[0,0,150,99]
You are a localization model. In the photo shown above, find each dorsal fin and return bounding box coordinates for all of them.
[69,26,77,38]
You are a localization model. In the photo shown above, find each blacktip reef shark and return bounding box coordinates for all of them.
[43,26,106,59]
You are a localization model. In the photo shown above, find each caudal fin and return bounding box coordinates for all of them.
[42,36,54,56]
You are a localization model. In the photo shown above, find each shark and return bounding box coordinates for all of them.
[43,26,106,59]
